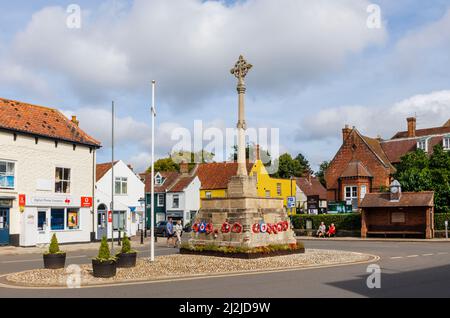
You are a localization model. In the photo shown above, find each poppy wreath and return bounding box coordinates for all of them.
[271,223,279,235]
[205,223,214,235]
[260,223,268,233]
[192,223,200,233]
[231,223,243,234]
[221,222,231,234]
[282,221,289,231]
[276,222,284,233]
[199,222,207,233]
[252,223,260,233]
[266,224,273,234]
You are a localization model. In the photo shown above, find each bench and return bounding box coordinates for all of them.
[367,225,424,238]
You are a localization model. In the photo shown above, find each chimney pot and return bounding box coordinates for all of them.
[256,144,260,161]
[71,115,79,126]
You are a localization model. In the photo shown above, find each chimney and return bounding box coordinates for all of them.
[127,164,134,172]
[180,161,189,175]
[407,117,416,138]
[255,144,260,161]
[71,115,79,126]
[342,125,352,142]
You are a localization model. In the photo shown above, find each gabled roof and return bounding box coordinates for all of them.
[340,160,373,178]
[296,177,327,200]
[142,171,180,193]
[391,120,450,139]
[0,98,101,147]
[196,162,255,190]
[360,192,434,208]
[168,176,197,193]
[360,133,396,174]
[96,161,118,182]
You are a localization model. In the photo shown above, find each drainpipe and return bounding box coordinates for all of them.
[91,147,96,242]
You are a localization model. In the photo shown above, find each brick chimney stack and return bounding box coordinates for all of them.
[407,117,416,138]
[255,144,260,161]
[342,125,352,142]
[71,115,79,126]
[180,161,189,175]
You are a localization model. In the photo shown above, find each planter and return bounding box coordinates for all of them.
[180,247,305,259]
[92,259,117,278]
[116,252,137,268]
[43,253,66,269]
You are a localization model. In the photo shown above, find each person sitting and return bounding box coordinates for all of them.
[327,223,336,238]
[316,222,326,238]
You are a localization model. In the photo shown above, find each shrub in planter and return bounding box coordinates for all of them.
[92,236,117,278]
[43,234,66,269]
[116,234,137,268]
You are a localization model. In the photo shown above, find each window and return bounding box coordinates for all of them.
[0,161,15,189]
[417,139,428,152]
[276,183,282,196]
[172,194,180,209]
[37,211,47,231]
[205,191,212,199]
[113,211,126,230]
[265,190,271,198]
[444,137,450,150]
[115,177,128,195]
[344,186,358,210]
[157,194,165,207]
[50,209,65,231]
[67,208,79,230]
[55,167,71,193]
[155,174,163,185]
[360,185,367,199]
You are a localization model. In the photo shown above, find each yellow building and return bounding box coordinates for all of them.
[197,161,297,214]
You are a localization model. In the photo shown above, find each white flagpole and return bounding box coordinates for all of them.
[150,80,156,262]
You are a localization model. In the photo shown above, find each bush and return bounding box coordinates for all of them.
[435,213,450,231]
[291,214,361,231]
[47,234,63,255]
[120,235,135,254]
[96,236,115,262]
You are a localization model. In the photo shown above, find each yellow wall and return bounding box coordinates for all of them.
[200,160,297,215]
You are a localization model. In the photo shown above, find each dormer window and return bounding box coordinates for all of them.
[154,173,164,185]
[417,138,428,152]
[443,136,450,151]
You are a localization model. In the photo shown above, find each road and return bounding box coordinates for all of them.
[0,240,449,298]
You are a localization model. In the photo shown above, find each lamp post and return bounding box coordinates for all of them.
[150,80,156,262]
[138,198,145,245]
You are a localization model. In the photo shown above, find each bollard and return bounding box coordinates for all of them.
[445,220,448,240]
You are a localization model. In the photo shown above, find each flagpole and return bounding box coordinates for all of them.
[111,101,115,251]
[150,80,156,262]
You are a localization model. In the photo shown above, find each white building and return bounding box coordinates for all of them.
[165,163,201,226]
[95,160,145,240]
[0,98,100,247]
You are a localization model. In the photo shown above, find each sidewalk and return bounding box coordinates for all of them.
[0,236,169,256]
[297,236,450,243]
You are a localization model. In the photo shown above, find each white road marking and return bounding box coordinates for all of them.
[422,254,434,256]
[437,252,449,255]
[407,255,419,258]
[1,255,87,264]
[390,256,404,259]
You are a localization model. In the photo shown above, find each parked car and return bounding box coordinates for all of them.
[154,221,168,237]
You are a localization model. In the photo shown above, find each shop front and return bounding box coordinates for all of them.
[21,194,92,247]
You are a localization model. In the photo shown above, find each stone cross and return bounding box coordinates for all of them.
[230,55,252,176]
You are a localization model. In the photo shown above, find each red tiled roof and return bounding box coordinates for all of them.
[0,98,101,147]
[142,171,180,193]
[360,192,434,208]
[361,134,396,173]
[169,176,196,192]
[391,122,450,139]
[381,136,447,163]
[197,162,255,190]
[296,177,327,200]
[96,161,119,182]
[340,160,373,178]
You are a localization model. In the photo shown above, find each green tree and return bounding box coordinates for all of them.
[48,234,61,255]
[148,150,215,173]
[294,153,313,175]
[316,161,330,187]
[271,153,303,179]
[151,157,179,173]
[97,236,113,261]
[229,143,272,166]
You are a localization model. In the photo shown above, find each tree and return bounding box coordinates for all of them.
[316,161,330,187]
[148,150,215,173]
[151,157,179,173]
[395,144,450,213]
[294,153,313,175]
[229,143,272,166]
[271,153,303,179]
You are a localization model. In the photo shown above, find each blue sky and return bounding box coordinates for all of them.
[1,0,450,172]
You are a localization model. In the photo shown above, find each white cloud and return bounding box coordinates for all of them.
[6,0,386,106]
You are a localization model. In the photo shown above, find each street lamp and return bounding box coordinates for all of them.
[138,197,145,245]
[150,80,156,262]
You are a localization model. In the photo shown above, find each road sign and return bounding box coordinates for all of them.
[287,196,296,209]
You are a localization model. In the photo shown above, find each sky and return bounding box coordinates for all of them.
[1,0,450,173]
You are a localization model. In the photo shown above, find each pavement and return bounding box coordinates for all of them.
[0,238,449,297]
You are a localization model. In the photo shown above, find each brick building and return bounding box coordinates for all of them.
[325,118,450,210]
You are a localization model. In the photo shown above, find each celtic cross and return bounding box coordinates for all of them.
[230,55,253,82]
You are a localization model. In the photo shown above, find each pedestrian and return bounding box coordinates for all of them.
[174,220,183,248]
[166,218,175,247]
[317,222,326,238]
[327,223,336,238]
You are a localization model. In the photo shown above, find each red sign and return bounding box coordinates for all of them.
[19,194,26,207]
[81,197,93,207]
[108,211,112,223]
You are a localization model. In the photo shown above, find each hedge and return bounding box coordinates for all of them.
[292,213,450,231]
[291,214,361,231]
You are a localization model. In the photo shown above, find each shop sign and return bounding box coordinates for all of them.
[108,211,113,223]
[81,197,93,207]
[27,195,76,207]
[19,194,26,207]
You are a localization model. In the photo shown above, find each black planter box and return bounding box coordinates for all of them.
[180,248,305,259]
[116,252,137,268]
[92,259,117,278]
[43,253,66,269]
